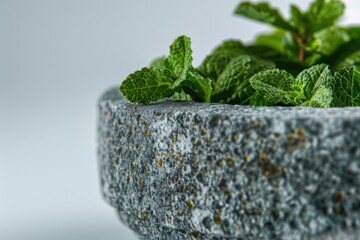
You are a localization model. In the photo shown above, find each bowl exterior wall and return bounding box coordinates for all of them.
[98,88,360,239]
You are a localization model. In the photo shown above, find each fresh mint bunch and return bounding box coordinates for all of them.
[120,0,360,108]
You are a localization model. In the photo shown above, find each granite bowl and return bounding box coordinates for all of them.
[98,87,360,239]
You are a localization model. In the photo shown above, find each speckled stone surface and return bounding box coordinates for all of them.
[98,87,360,240]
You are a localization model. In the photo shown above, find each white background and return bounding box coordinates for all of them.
[1,0,359,239]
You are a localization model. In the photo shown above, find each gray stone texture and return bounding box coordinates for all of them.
[98,87,360,239]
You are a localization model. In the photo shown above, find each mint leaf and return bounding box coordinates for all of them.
[250,69,298,104]
[294,64,333,100]
[120,68,175,104]
[245,45,284,61]
[317,39,360,70]
[211,39,245,53]
[173,68,212,103]
[338,51,360,69]
[255,30,286,54]
[346,26,360,40]
[290,4,305,36]
[314,27,349,55]
[337,27,360,68]
[304,0,345,35]
[149,56,166,69]
[235,2,296,32]
[212,55,275,104]
[332,66,360,107]
[199,40,245,80]
[301,86,332,108]
[249,31,300,67]
[164,35,193,79]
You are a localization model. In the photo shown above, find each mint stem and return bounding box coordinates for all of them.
[294,35,305,63]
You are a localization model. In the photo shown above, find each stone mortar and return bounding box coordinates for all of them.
[98,87,360,240]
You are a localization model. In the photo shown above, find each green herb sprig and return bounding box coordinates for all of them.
[120,0,360,107]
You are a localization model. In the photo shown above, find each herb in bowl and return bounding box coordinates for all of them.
[120,0,360,107]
